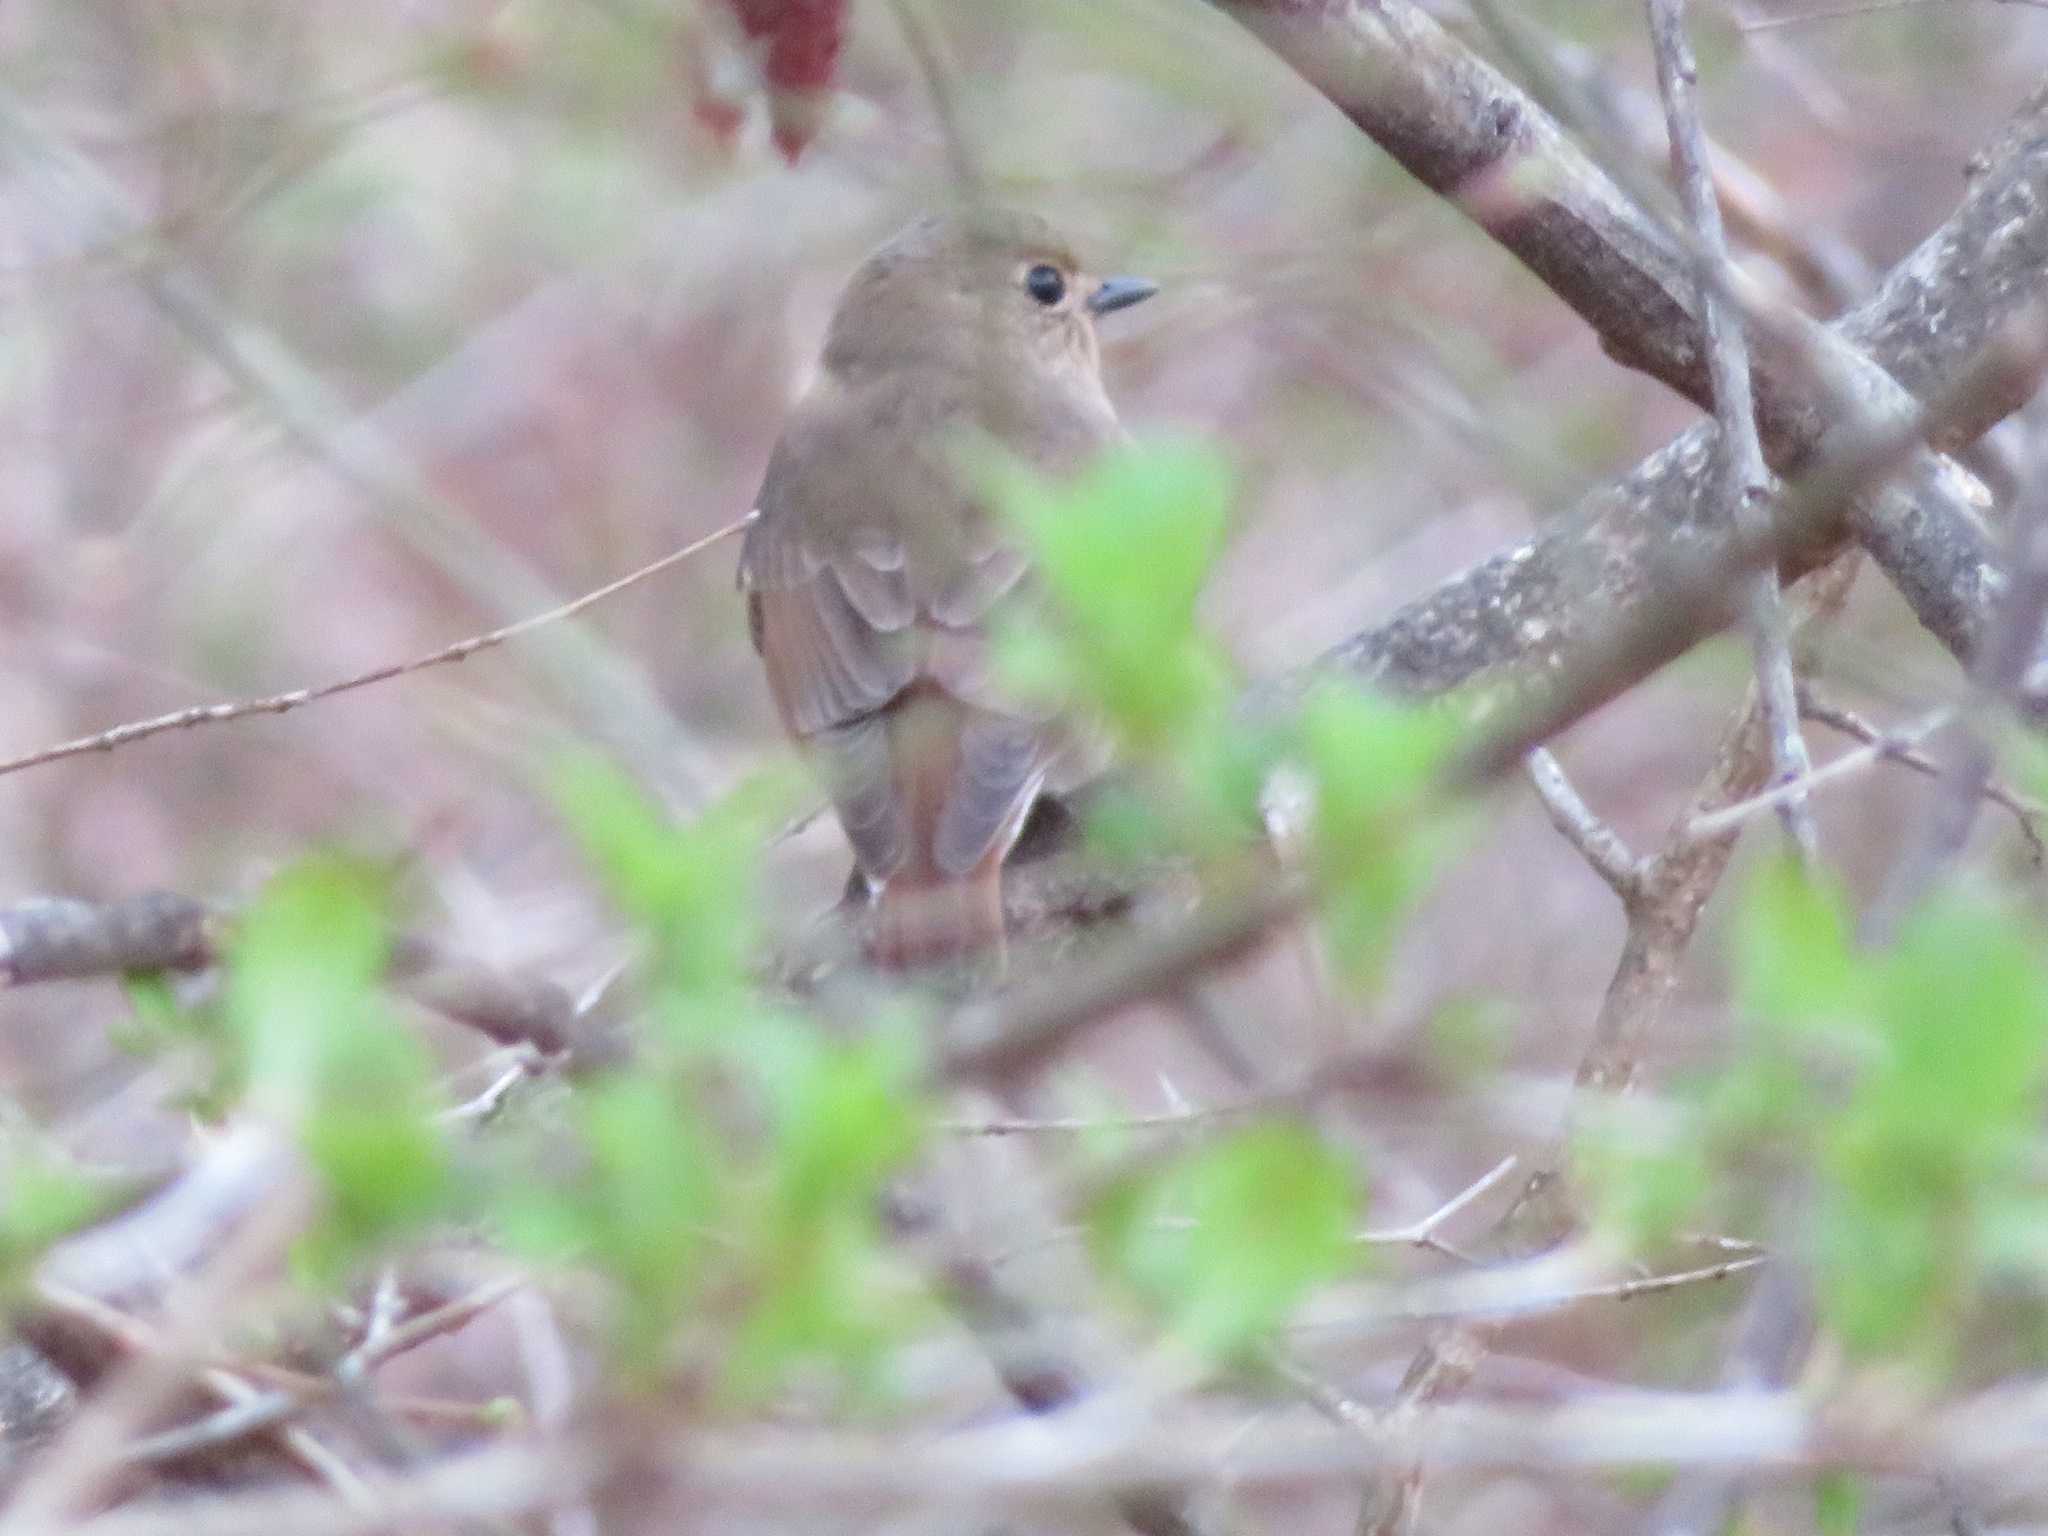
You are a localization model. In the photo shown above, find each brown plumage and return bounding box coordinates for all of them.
[738,209,1155,970]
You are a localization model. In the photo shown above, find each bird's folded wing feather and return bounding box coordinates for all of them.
[738,377,1046,880]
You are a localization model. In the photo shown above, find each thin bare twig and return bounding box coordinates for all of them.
[1354,1156,1518,1265]
[437,1053,541,1125]
[1800,689,2046,858]
[1361,554,1860,1536]
[117,1272,524,1476]
[884,0,980,190]
[1539,1254,1770,1306]
[1538,33,1868,310]
[1680,707,1953,844]
[937,1055,1351,1136]
[1352,1326,1484,1536]
[1738,0,2048,32]
[940,1104,1265,1137]
[1645,1253,1815,1536]
[1647,0,1819,863]
[940,878,1304,1089]
[1296,1250,1773,1333]
[0,515,751,781]
[1525,750,1643,898]
[121,1389,298,1470]
[339,1274,526,1382]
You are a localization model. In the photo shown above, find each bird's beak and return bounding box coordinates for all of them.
[1086,276,1158,316]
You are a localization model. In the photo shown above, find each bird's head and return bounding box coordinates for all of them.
[821,207,1157,385]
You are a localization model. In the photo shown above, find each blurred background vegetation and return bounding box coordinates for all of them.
[3,3,2048,1533]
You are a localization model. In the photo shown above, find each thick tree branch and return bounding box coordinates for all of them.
[1217,3,2048,709]
[0,894,600,1062]
[0,898,214,987]
[1448,303,2048,785]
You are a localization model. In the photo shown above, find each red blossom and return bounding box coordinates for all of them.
[715,0,847,159]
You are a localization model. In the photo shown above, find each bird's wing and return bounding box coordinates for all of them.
[739,384,922,880]
[738,373,1099,881]
[933,712,1046,878]
[738,380,921,738]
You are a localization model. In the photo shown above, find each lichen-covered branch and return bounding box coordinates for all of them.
[0,894,598,1063]
[1217,1,2048,708]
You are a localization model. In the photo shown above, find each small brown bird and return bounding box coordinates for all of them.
[739,208,1156,970]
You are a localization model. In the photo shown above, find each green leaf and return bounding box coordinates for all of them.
[1873,896,2048,1137]
[1734,858,1860,1032]
[0,1158,117,1293]
[757,1024,924,1222]
[572,1073,717,1363]
[1091,1122,1356,1358]
[228,855,392,1120]
[1815,1472,1862,1536]
[298,1099,450,1282]
[552,755,798,1014]
[1005,441,1229,649]
[730,1024,926,1390]
[1806,893,2048,1357]
[1815,1184,1949,1355]
[1300,683,1460,987]
[990,441,1235,748]
[1576,1100,1708,1253]
[225,857,450,1278]
[114,973,186,1056]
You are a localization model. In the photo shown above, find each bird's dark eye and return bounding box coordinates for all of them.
[1024,264,1067,306]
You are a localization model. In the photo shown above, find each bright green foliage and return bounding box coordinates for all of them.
[1733,858,1863,1035]
[226,857,450,1280]
[114,972,193,1056]
[536,762,927,1390]
[1090,1121,1357,1358]
[555,1074,716,1366]
[988,441,1292,862]
[730,1022,926,1389]
[1576,1102,1709,1255]
[552,753,798,1040]
[0,1156,116,1298]
[1815,1471,1863,1536]
[1300,682,1461,988]
[1596,862,2048,1362]
[1818,895,2048,1356]
[993,441,1234,751]
[1872,900,2047,1142]
[116,972,241,1118]
[230,856,391,1113]
[497,1018,925,1388]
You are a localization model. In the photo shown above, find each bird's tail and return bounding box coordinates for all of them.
[871,866,1006,975]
